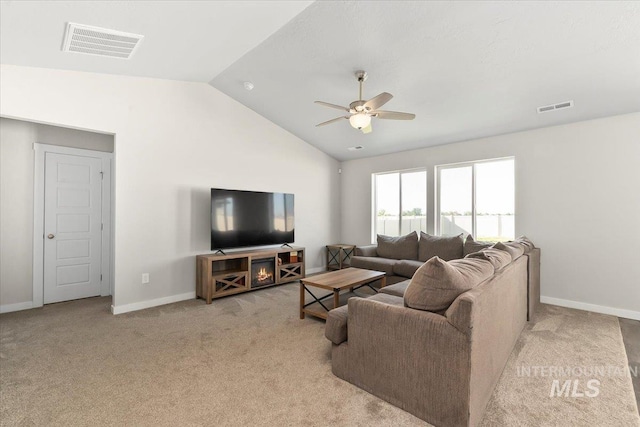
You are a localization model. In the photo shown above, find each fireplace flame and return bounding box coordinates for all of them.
[257,267,273,282]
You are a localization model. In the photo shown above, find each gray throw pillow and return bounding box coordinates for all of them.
[463,234,493,256]
[418,232,463,262]
[492,241,524,260]
[466,248,512,270]
[404,256,494,312]
[377,232,418,260]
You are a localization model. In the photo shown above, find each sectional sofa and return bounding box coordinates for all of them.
[325,232,540,427]
[350,232,540,320]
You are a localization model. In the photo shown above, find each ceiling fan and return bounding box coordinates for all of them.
[315,70,415,134]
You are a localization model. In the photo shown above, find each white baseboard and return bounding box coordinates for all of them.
[0,301,34,314]
[541,296,640,321]
[306,266,326,275]
[111,291,195,315]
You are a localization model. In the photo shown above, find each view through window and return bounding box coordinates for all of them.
[373,169,427,239]
[438,158,514,241]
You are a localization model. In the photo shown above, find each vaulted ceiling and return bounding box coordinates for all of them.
[2,1,639,160]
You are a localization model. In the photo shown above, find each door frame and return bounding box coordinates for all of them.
[33,143,113,307]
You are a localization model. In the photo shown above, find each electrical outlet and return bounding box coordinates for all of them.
[142,273,150,284]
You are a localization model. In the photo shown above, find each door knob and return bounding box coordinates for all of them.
[47,234,55,239]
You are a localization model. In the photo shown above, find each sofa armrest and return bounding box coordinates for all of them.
[355,244,377,257]
[326,293,404,345]
[347,297,467,353]
[345,297,471,426]
[325,305,349,345]
[526,248,541,321]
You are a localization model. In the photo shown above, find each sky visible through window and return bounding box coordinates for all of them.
[441,159,514,215]
[376,160,513,217]
[376,173,400,215]
[376,171,426,216]
[439,158,515,240]
[375,159,514,240]
[375,170,427,237]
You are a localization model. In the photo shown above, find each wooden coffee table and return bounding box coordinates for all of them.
[299,268,386,320]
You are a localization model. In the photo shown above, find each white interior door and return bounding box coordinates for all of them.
[44,152,103,303]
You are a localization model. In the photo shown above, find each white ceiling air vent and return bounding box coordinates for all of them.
[537,100,574,114]
[348,146,364,151]
[62,22,144,59]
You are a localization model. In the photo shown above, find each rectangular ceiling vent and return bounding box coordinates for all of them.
[62,22,144,59]
[537,100,574,114]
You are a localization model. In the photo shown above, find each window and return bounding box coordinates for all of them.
[373,169,426,239]
[437,158,514,241]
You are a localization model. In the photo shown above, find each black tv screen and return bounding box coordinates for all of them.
[210,188,295,250]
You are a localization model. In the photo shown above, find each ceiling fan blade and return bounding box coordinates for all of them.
[372,110,416,120]
[361,123,372,134]
[363,92,393,111]
[316,116,348,127]
[314,101,350,112]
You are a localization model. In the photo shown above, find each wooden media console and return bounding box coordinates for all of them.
[196,246,305,304]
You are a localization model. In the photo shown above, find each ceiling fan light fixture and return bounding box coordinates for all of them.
[349,113,371,130]
[315,71,414,133]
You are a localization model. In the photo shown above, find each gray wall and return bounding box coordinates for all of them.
[340,112,640,318]
[0,118,113,308]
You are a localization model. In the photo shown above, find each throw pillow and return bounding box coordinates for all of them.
[492,241,524,260]
[463,234,493,256]
[404,256,494,312]
[466,248,512,270]
[418,232,464,262]
[377,232,418,260]
[514,236,535,253]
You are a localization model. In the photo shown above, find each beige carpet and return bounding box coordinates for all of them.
[481,304,639,426]
[0,283,638,426]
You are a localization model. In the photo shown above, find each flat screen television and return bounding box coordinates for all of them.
[210,188,294,250]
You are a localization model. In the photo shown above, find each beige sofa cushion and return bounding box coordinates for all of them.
[404,257,494,312]
[465,248,512,270]
[379,280,411,297]
[325,293,405,345]
[419,232,463,262]
[392,259,424,278]
[377,232,418,260]
[492,241,524,260]
[463,234,493,256]
[350,256,396,276]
